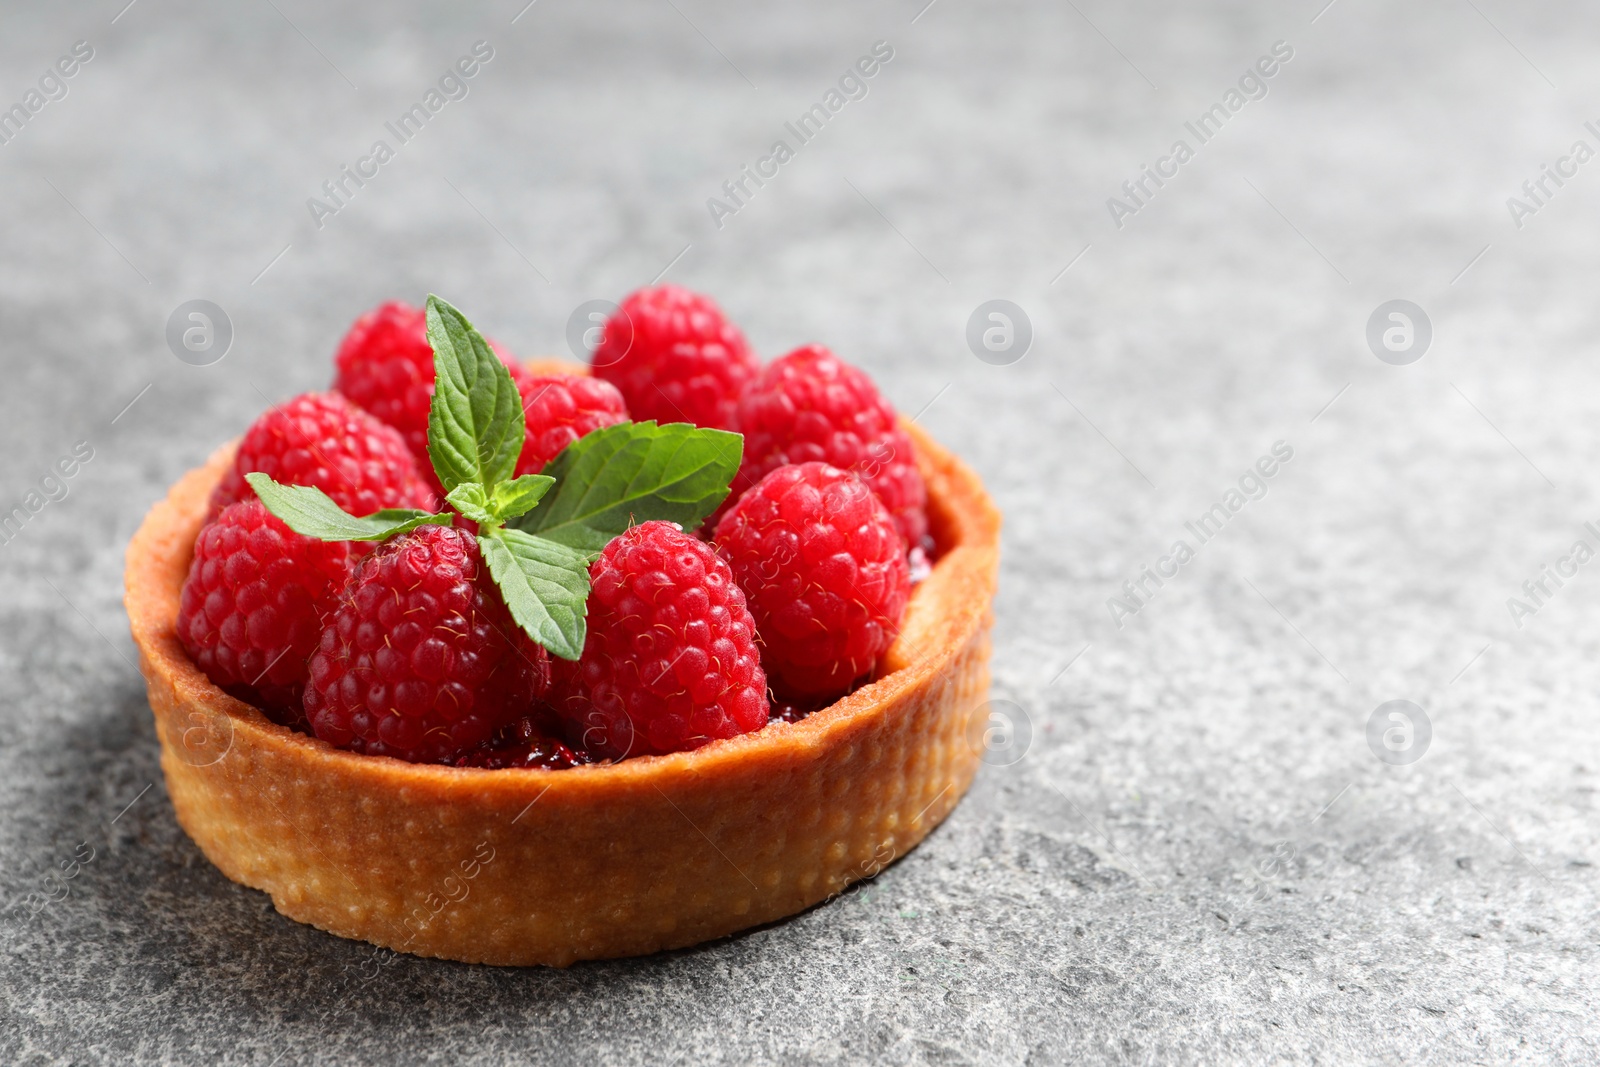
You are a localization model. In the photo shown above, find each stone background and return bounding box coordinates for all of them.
[2,0,1597,1063]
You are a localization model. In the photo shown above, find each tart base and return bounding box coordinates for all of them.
[125,415,1000,966]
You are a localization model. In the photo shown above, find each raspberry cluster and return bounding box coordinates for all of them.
[208,391,435,522]
[592,284,758,430]
[333,300,531,473]
[514,373,629,476]
[714,463,910,702]
[303,525,550,763]
[176,288,930,768]
[176,499,350,725]
[730,344,928,550]
[549,521,768,758]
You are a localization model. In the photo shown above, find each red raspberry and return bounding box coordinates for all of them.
[714,463,910,702]
[208,392,436,521]
[550,521,768,759]
[177,500,352,725]
[726,345,928,549]
[454,717,594,770]
[514,373,629,476]
[332,299,531,471]
[303,525,551,764]
[591,285,758,430]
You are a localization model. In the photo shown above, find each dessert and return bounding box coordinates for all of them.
[125,288,1000,966]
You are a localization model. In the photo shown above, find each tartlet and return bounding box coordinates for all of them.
[124,366,1000,967]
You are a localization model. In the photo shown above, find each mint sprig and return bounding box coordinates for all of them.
[480,529,591,660]
[425,297,524,493]
[489,474,556,520]
[510,421,741,554]
[248,293,739,662]
[246,473,452,541]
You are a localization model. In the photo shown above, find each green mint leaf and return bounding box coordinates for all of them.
[509,421,741,554]
[491,475,555,521]
[443,482,497,526]
[445,476,554,526]
[424,294,524,494]
[480,528,591,660]
[246,473,452,541]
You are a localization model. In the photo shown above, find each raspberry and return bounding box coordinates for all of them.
[303,525,551,764]
[454,717,593,770]
[714,463,910,702]
[726,344,928,549]
[332,299,530,471]
[208,391,436,522]
[177,500,352,726]
[514,373,629,476]
[591,285,758,430]
[550,521,768,758]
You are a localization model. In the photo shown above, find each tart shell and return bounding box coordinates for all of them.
[124,385,1000,967]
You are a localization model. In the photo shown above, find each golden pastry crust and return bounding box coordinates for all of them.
[124,380,1000,967]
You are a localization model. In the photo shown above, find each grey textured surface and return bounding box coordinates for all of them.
[2,0,1598,1063]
